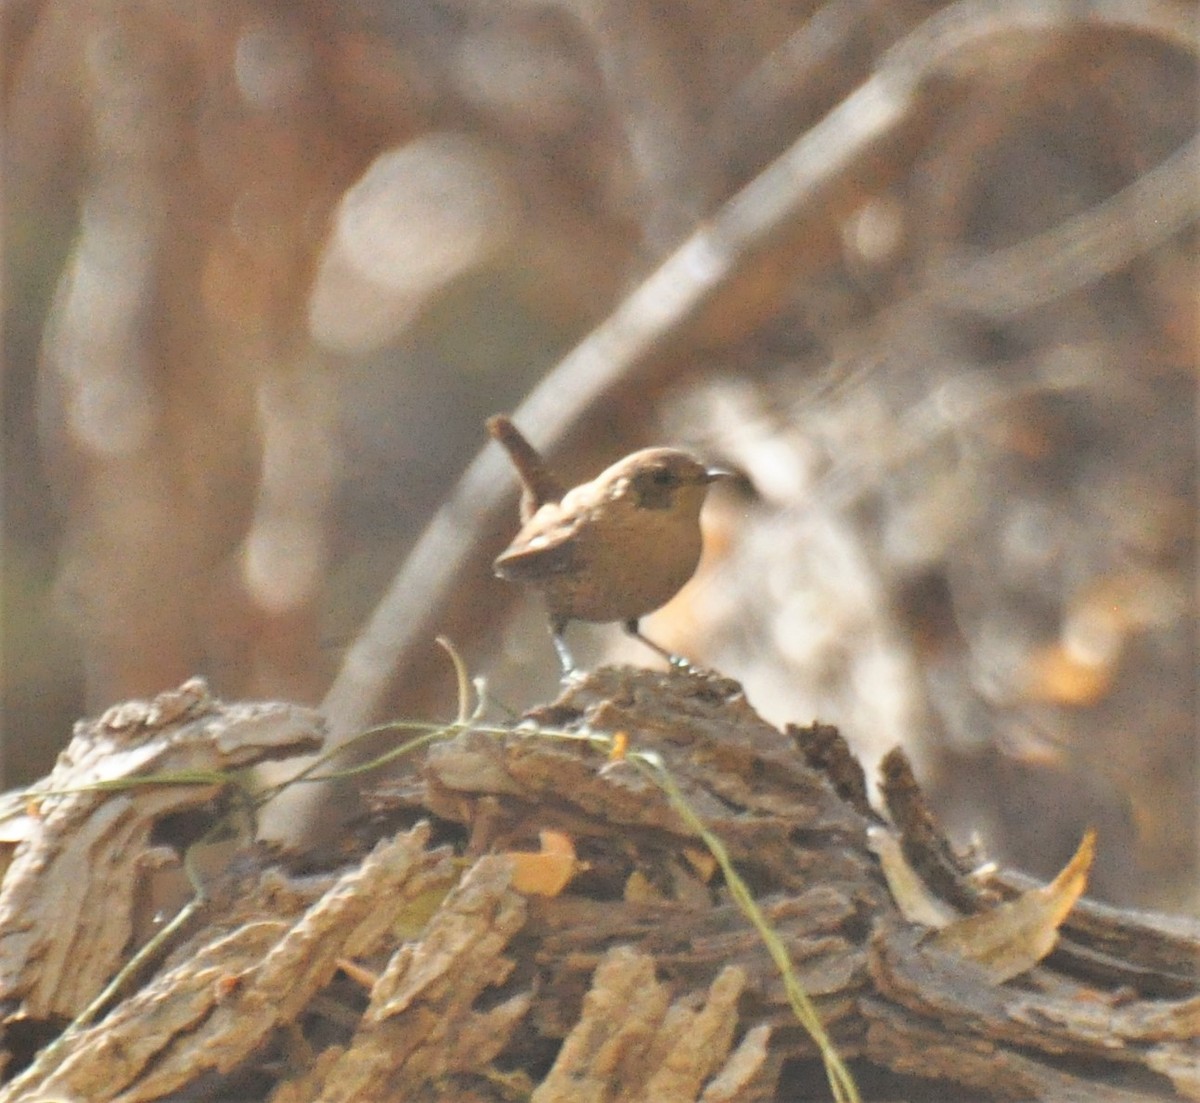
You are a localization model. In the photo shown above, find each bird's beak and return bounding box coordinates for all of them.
[703,466,735,484]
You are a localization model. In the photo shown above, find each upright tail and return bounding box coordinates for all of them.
[486,414,566,520]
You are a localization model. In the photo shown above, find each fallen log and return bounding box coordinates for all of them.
[0,671,1195,1101]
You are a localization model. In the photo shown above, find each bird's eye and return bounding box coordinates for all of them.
[630,465,684,509]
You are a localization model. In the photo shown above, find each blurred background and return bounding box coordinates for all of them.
[3,0,1196,911]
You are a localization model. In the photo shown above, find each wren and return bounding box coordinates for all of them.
[487,414,728,674]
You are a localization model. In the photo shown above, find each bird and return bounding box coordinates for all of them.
[487,414,729,675]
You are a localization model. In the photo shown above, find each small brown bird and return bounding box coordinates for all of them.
[487,414,728,674]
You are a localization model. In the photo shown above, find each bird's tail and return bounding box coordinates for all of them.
[486,414,565,518]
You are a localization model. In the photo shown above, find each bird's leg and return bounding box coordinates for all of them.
[623,619,693,671]
[550,617,579,678]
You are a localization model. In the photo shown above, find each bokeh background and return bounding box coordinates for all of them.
[4,0,1196,911]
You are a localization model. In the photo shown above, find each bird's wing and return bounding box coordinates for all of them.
[493,508,586,581]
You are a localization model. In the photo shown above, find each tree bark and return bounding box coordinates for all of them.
[0,672,1195,1101]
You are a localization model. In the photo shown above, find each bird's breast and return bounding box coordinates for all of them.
[541,509,704,623]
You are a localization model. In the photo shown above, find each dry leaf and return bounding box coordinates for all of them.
[683,846,717,883]
[507,830,580,897]
[868,826,956,928]
[623,869,667,904]
[931,829,1095,983]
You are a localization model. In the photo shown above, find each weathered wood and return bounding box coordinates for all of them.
[530,948,771,1103]
[0,670,1196,1102]
[0,677,324,1025]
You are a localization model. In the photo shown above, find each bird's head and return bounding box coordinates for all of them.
[606,448,730,516]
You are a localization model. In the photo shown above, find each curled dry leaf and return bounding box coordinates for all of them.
[930,830,1096,984]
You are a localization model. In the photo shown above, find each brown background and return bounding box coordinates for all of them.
[3,0,1196,910]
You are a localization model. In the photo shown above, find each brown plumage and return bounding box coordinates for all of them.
[487,414,727,673]
[485,414,563,521]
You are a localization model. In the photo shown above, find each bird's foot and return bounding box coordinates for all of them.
[624,621,713,675]
[558,665,588,688]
